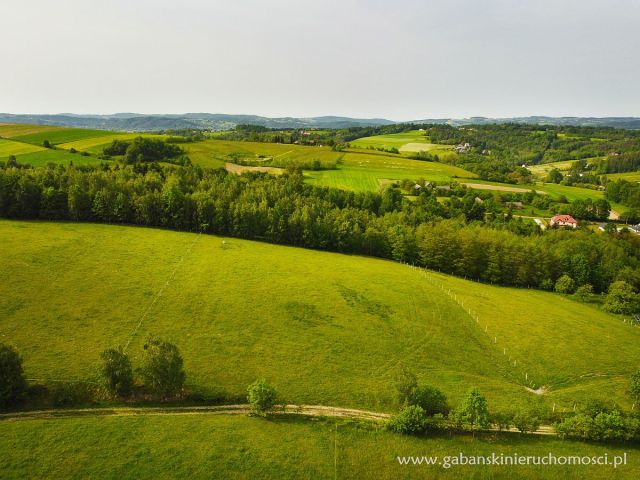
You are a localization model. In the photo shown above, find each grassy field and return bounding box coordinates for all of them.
[0,138,46,157]
[607,172,640,182]
[350,130,456,157]
[305,152,474,191]
[528,160,578,179]
[1,220,638,415]
[0,123,64,138]
[10,128,114,146]
[1,415,638,479]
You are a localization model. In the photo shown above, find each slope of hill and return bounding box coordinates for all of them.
[1,220,637,414]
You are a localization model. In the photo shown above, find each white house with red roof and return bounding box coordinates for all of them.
[549,214,577,229]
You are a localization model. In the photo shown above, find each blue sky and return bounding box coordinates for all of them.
[1,0,638,119]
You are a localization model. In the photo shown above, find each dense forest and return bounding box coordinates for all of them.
[1,161,638,295]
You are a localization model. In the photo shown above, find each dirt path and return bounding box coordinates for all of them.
[0,404,557,436]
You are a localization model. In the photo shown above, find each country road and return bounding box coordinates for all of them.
[0,404,557,436]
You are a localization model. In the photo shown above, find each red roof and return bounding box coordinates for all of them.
[550,214,577,223]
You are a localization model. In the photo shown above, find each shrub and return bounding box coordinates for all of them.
[574,284,594,302]
[395,368,417,406]
[388,405,429,435]
[0,343,27,408]
[50,381,94,407]
[247,379,277,416]
[554,274,576,294]
[513,411,541,433]
[139,337,185,397]
[412,384,449,416]
[100,347,134,397]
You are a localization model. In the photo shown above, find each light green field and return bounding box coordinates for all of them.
[528,160,578,179]
[183,139,342,169]
[1,415,638,480]
[0,123,64,138]
[350,130,456,157]
[0,138,46,157]
[57,133,170,154]
[306,153,475,192]
[2,149,102,167]
[11,128,114,146]
[1,220,637,415]
[607,172,640,182]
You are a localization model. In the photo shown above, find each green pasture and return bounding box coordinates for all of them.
[607,172,640,182]
[0,123,64,138]
[0,138,46,157]
[305,153,475,192]
[1,415,638,480]
[528,160,578,179]
[11,128,114,146]
[1,220,637,415]
[3,149,102,167]
[349,130,456,157]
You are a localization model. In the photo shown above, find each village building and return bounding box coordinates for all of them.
[549,214,578,229]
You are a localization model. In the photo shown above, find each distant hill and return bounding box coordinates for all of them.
[0,113,394,131]
[1,113,639,131]
[413,116,640,129]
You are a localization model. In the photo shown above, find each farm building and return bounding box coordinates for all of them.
[505,201,523,209]
[549,214,577,229]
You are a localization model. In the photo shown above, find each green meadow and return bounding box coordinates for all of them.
[11,128,114,146]
[1,415,638,480]
[1,220,637,415]
[607,171,640,182]
[0,138,46,157]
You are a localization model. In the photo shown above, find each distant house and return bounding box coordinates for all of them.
[630,224,640,234]
[549,214,577,229]
[455,142,471,154]
[435,185,451,191]
[505,201,523,209]
[414,184,422,190]
[474,196,484,204]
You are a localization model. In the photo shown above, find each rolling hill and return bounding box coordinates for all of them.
[1,220,637,415]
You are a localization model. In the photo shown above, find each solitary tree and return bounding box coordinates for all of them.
[456,388,490,433]
[100,347,134,397]
[395,367,417,406]
[554,274,576,294]
[247,379,277,416]
[139,337,185,397]
[603,281,639,314]
[0,343,27,408]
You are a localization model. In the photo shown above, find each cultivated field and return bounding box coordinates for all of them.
[1,220,637,415]
[0,415,637,479]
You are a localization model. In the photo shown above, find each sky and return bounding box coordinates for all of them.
[1,0,639,120]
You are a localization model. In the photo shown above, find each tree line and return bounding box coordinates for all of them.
[1,162,639,297]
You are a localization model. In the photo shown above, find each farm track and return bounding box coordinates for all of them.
[0,404,557,436]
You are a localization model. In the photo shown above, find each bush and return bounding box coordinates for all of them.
[139,337,186,397]
[388,405,429,434]
[395,368,417,405]
[513,411,541,433]
[100,347,134,397]
[412,384,449,416]
[247,379,277,416]
[555,274,576,294]
[0,343,28,408]
[574,284,594,302]
[50,381,94,407]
